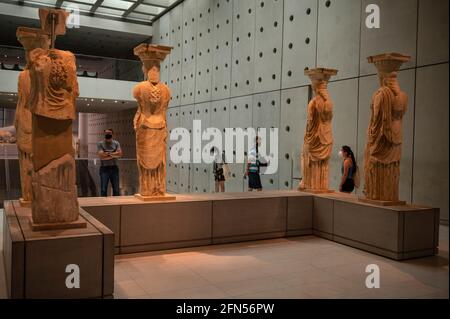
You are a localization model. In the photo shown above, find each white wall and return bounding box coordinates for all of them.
[153,0,448,220]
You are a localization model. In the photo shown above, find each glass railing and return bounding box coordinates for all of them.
[0,45,143,82]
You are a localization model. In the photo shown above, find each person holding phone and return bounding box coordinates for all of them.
[245,136,269,191]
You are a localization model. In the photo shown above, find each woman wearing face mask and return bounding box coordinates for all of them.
[339,145,357,193]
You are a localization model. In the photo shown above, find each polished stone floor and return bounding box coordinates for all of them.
[0,209,448,299]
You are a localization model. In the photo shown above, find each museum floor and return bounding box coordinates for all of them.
[0,209,448,299]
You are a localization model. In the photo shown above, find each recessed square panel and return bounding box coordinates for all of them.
[26,0,59,6]
[102,0,133,10]
[62,1,92,12]
[127,12,153,22]
[96,6,125,17]
[136,3,165,15]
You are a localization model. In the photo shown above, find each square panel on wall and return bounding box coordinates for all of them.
[179,104,195,192]
[282,0,318,89]
[212,0,233,100]
[360,0,418,76]
[194,102,212,163]
[179,104,195,156]
[167,107,181,193]
[253,0,283,93]
[210,99,231,133]
[357,69,416,202]
[279,86,309,190]
[252,91,281,190]
[181,0,198,106]
[417,0,449,66]
[191,162,210,193]
[413,64,449,220]
[231,0,256,97]
[327,78,359,192]
[179,162,191,193]
[317,0,361,80]
[226,163,245,192]
[230,95,253,162]
[195,0,214,103]
[168,6,183,107]
[158,14,171,86]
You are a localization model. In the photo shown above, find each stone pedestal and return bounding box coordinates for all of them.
[3,200,114,299]
[313,193,440,260]
[300,189,335,194]
[79,191,439,261]
[134,193,176,202]
[358,197,406,207]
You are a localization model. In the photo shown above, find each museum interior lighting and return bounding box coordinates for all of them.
[0,0,448,307]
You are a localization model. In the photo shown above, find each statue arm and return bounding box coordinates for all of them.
[133,85,142,130]
[162,84,171,110]
[393,92,408,115]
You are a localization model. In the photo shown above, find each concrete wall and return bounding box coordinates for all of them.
[153,0,449,222]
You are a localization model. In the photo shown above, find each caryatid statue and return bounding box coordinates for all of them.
[133,44,175,200]
[362,53,411,204]
[15,27,50,207]
[299,68,338,192]
[28,8,83,229]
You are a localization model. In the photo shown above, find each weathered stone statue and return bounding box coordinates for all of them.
[133,44,175,200]
[299,68,337,193]
[15,27,50,207]
[27,8,83,229]
[361,53,411,205]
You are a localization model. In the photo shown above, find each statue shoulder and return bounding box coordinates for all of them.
[372,89,385,104]
[133,82,146,98]
[29,48,47,63]
[161,82,171,93]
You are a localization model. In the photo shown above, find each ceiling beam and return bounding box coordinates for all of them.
[122,0,144,18]
[151,0,183,23]
[90,0,104,14]
[55,0,64,8]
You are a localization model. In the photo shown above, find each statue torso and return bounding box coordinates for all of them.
[28,48,78,121]
[134,81,170,129]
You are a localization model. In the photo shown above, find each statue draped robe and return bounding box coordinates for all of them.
[133,81,171,196]
[28,48,79,224]
[301,91,333,190]
[15,70,33,202]
[364,84,407,201]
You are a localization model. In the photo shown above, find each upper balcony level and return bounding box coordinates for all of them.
[0,45,141,113]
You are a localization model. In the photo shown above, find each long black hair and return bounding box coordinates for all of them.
[342,145,357,170]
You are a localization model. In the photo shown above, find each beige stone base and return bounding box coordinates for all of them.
[299,188,335,194]
[29,217,87,231]
[4,201,114,298]
[358,197,406,207]
[134,193,177,202]
[19,198,31,207]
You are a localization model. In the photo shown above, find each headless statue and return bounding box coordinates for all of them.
[133,44,173,198]
[299,68,337,192]
[363,53,411,203]
[15,27,50,206]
